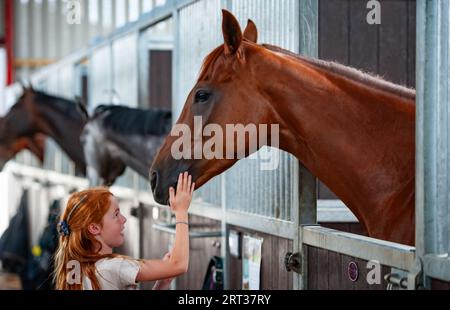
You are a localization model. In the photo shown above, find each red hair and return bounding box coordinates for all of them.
[54,187,115,290]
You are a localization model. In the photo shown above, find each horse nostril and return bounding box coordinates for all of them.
[150,170,158,191]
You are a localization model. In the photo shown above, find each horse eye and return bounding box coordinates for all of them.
[194,90,210,103]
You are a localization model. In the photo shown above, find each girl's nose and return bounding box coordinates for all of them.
[121,214,127,223]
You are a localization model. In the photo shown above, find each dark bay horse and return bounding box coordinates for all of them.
[150,11,415,245]
[0,87,87,175]
[0,116,46,170]
[80,104,171,186]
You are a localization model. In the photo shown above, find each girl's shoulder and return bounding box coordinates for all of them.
[84,257,140,289]
[95,256,139,268]
[96,256,139,270]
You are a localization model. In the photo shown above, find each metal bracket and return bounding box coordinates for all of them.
[385,273,408,290]
[386,258,423,290]
[284,252,301,273]
[407,258,424,290]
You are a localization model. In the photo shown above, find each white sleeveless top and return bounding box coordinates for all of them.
[82,257,140,290]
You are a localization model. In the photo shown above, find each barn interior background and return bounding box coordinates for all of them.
[0,0,449,290]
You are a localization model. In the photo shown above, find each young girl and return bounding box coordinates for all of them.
[54,172,194,290]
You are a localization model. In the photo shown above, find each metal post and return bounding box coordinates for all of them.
[5,0,14,84]
[416,0,450,288]
[171,4,180,125]
[290,0,318,291]
[220,0,232,291]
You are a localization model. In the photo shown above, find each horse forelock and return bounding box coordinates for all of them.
[198,45,225,81]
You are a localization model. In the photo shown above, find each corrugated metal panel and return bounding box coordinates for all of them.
[231,0,299,51]
[176,0,224,207]
[112,33,139,188]
[223,0,300,220]
[58,65,76,175]
[15,0,31,80]
[113,33,139,107]
[89,44,112,110]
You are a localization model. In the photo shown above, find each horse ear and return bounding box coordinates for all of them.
[18,80,26,92]
[75,97,89,121]
[243,19,258,43]
[222,10,243,55]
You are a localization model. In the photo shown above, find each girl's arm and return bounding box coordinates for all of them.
[152,252,174,290]
[136,172,194,282]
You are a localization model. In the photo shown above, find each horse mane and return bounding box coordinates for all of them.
[262,44,416,101]
[198,41,415,101]
[12,90,84,121]
[92,105,172,136]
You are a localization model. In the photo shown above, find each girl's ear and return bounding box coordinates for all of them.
[88,223,101,235]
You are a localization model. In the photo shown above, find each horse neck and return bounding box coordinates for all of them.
[259,54,415,243]
[105,131,165,178]
[33,96,87,171]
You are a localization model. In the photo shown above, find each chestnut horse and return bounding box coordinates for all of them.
[0,87,87,175]
[0,116,46,170]
[150,11,415,245]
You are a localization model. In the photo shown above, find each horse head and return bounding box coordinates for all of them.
[150,11,279,205]
[0,118,46,170]
[0,86,47,170]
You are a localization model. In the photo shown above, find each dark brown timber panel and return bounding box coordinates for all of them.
[228,225,293,290]
[307,246,390,290]
[318,0,416,199]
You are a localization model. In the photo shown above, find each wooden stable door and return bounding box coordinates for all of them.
[148,50,172,110]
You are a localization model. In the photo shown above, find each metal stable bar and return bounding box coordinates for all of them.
[4,161,152,204]
[303,226,416,271]
[225,210,297,240]
[316,200,358,222]
[152,222,222,238]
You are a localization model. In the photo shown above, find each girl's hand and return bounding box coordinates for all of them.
[169,172,195,215]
